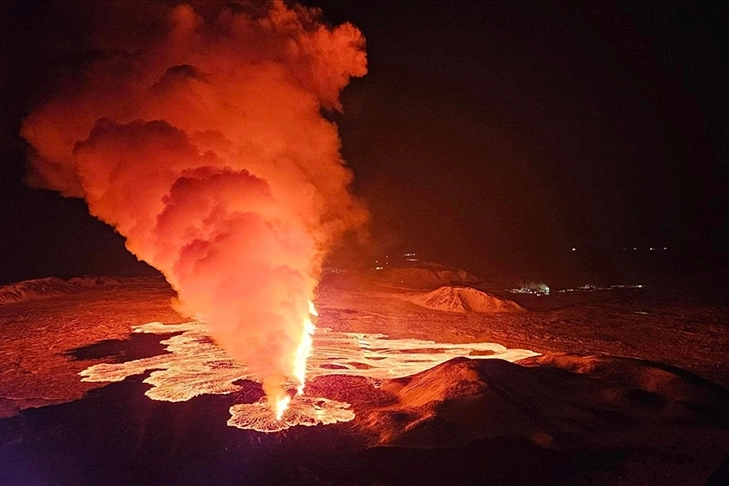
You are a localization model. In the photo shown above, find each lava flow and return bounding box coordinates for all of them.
[80,319,538,432]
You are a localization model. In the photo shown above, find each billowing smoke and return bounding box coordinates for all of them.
[21,1,367,407]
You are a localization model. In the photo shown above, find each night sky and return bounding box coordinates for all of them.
[1,1,727,284]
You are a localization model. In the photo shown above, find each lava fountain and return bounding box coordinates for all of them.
[272,299,317,419]
[295,301,319,395]
[21,1,367,412]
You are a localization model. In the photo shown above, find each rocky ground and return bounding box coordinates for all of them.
[1,269,728,485]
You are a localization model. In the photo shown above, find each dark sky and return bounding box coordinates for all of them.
[1,1,727,283]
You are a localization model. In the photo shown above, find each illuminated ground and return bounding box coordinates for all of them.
[1,273,729,485]
[78,320,536,432]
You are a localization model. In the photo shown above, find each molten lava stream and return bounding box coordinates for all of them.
[80,315,538,433]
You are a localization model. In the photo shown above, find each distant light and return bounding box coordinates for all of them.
[571,247,576,252]
[633,248,637,251]
[621,248,627,251]
[663,247,667,250]
[650,247,654,251]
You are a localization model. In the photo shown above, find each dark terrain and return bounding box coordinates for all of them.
[1,266,728,485]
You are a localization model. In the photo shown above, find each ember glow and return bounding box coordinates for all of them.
[21,1,367,411]
[80,320,538,432]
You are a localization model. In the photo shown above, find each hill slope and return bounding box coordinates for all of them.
[410,286,524,313]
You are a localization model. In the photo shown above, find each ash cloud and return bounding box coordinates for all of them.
[22,0,367,405]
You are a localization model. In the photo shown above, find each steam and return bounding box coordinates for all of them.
[21,1,367,407]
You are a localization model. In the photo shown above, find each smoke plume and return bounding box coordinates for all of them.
[22,1,367,406]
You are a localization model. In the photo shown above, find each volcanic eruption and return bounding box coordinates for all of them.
[21,0,367,416]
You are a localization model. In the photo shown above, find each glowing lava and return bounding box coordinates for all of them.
[272,300,318,419]
[294,301,318,396]
[80,319,539,432]
[229,396,354,433]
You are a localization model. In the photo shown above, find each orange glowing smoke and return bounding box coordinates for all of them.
[21,1,367,409]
